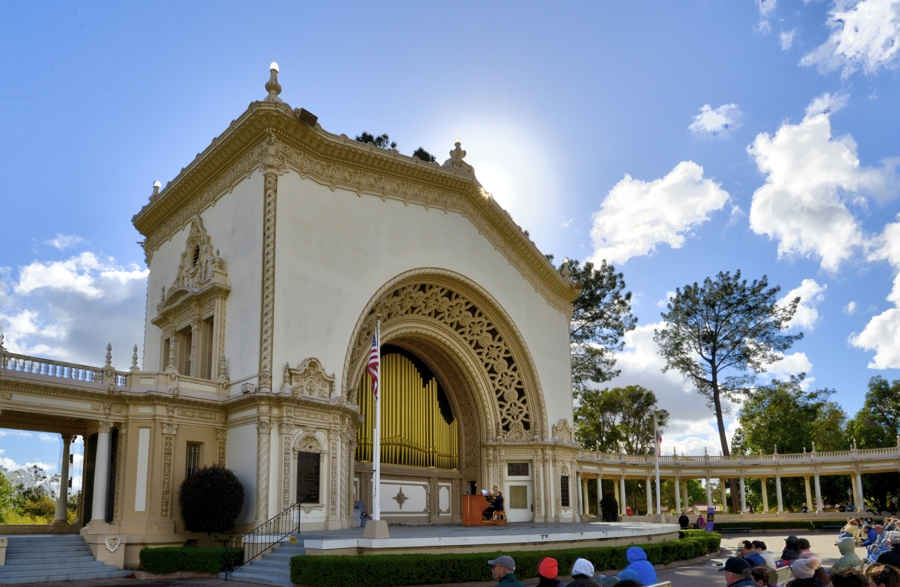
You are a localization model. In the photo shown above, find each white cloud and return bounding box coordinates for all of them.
[688,104,743,136]
[757,0,778,34]
[588,162,729,264]
[561,218,573,229]
[844,301,858,315]
[801,0,900,77]
[766,351,814,378]
[0,250,148,369]
[805,91,850,117]
[780,279,827,330]
[38,433,55,442]
[748,94,898,272]
[45,234,85,251]
[851,219,900,366]
[781,29,797,50]
[657,291,676,309]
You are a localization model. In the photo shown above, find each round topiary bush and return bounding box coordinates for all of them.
[179,464,244,536]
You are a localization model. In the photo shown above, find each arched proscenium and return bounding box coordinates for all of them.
[343,269,548,442]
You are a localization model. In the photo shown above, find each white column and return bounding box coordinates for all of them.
[613,476,620,506]
[675,475,682,513]
[804,476,812,511]
[596,474,602,516]
[620,476,627,515]
[255,420,272,526]
[645,476,653,515]
[705,475,712,509]
[720,478,728,513]
[683,480,689,509]
[856,472,865,511]
[89,422,112,524]
[814,472,823,513]
[53,435,73,524]
[582,476,590,516]
[740,474,747,514]
[761,477,769,514]
[776,473,784,513]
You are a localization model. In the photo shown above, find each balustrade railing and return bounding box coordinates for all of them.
[1,352,104,382]
[223,502,302,581]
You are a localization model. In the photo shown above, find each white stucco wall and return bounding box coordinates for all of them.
[226,421,259,524]
[270,170,574,432]
[142,172,264,385]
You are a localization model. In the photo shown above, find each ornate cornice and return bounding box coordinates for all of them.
[132,102,578,314]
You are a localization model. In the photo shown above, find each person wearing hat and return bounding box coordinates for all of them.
[488,555,525,587]
[720,556,756,587]
[537,557,562,587]
[739,540,766,567]
[876,531,900,566]
[832,536,862,570]
[569,558,600,587]
[789,556,825,587]
[781,535,802,562]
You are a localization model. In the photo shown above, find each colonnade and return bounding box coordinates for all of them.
[575,468,872,517]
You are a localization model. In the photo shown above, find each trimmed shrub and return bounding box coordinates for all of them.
[139,546,243,574]
[715,520,881,532]
[290,534,721,587]
[178,464,244,536]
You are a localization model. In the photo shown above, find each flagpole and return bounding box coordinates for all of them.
[372,317,381,521]
[653,411,661,518]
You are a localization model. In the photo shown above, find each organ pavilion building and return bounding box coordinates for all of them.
[0,64,583,567]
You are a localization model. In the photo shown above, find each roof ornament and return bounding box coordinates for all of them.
[131,344,140,372]
[0,322,5,351]
[105,343,113,368]
[264,62,282,103]
[150,180,161,201]
[560,258,572,279]
[442,138,479,184]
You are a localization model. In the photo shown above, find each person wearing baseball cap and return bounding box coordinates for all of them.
[488,555,525,587]
[876,531,900,566]
[536,557,562,587]
[719,556,755,587]
[781,535,801,562]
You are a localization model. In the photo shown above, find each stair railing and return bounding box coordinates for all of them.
[223,501,301,581]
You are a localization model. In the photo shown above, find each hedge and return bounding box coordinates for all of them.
[290,533,721,587]
[139,546,244,574]
[715,519,882,532]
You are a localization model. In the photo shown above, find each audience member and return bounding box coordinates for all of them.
[860,526,879,548]
[876,531,900,566]
[617,570,640,583]
[679,511,690,529]
[840,519,861,542]
[830,568,868,587]
[569,558,600,587]
[696,513,706,529]
[832,536,862,570]
[537,557,562,587]
[751,566,774,586]
[798,538,814,557]
[754,540,777,569]
[865,564,900,587]
[813,568,832,586]
[788,556,824,587]
[624,547,657,586]
[488,556,525,587]
[782,535,802,562]
[740,540,766,566]
[720,557,756,587]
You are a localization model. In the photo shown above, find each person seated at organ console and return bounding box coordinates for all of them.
[483,486,505,520]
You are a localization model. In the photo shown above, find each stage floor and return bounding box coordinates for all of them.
[298,521,681,555]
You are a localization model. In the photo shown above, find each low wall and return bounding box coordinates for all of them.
[0,524,80,535]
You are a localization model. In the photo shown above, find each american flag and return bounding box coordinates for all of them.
[367,333,379,398]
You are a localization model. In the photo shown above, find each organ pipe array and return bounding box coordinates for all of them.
[356,353,458,470]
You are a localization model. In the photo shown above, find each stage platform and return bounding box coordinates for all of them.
[298,521,680,556]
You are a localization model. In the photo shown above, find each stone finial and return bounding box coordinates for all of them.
[773,444,778,454]
[442,138,478,181]
[0,322,5,351]
[704,446,708,456]
[131,344,140,372]
[105,343,112,367]
[561,258,571,279]
[150,180,161,200]
[812,442,816,453]
[264,62,283,103]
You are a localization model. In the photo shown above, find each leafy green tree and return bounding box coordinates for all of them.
[565,259,637,396]
[0,467,22,523]
[735,376,847,510]
[845,376,900,509]
[179,465,244,538]
[412,147,436,162]
[355,132,396,150]
[654,270,802,509]
[574,385,668,455]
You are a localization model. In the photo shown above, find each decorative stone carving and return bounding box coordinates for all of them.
[282,358,335,399]
[442,140,480,184]
[161,431,175,517]
[255,420,271,523]
[295,431,323,453]
[258,149,278,391]
[351,282,533,435]
[216,428,227,466]
[104,537,121,553]
[393,488,408,509]
[552,419,575,444]
[503,421,532,442]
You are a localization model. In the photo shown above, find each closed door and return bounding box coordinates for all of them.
[296,452,320,504]
[504,482,533,522]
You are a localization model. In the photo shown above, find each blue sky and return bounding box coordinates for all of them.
[1,1,900,473]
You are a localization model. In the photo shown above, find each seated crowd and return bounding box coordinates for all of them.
[488,521,900,587]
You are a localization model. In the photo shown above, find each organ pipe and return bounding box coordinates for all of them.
[355,353,458,470]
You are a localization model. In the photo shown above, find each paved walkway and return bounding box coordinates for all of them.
[27,530,866,587]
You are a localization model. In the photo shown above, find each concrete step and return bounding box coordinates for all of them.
[0,568,131,585]
[2,556,102,568]
[221,568,293,587]
[0,561,113,577]
[245,559,293,574]
[4,551,94,563]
